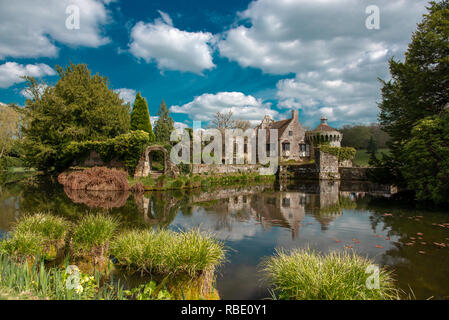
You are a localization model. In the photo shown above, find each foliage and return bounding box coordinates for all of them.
[319,145,356,162]
[262,248,400,300]
[0,254,125,300]
[177,163,191,175]
[130,93,155,142]
[111,228,225,276]
[124,281,171,300]
[401,112,449,204]
[20,63,130,172]
[0,104,20,169]
[0,213,70,261]
[340,124,389,150]
[377,1,449,190]
[154,100,175,143]
[70,214,119,258]
[62,130,150,174]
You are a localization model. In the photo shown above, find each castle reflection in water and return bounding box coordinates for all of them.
[130,180,392,239]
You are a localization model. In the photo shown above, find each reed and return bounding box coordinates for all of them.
[262,248,400,300]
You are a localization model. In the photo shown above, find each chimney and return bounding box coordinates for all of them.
[291,110,299,122]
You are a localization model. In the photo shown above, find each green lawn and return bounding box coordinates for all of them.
[353,149,390,167]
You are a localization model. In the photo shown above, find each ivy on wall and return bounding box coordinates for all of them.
[62,130,150,174]
[319,145,356,162]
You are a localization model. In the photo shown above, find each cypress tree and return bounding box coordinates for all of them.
[154,100,175,143]
[130,92,155,142]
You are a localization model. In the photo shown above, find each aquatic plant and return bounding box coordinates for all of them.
[111,228,225,276]
[70,214,119,267]
[262,248,400,300]
[0,213,70,261]
[58,167,130,191]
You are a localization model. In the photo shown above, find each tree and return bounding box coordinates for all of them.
[153,100,174,143]
[21,63,130,172]
[366,136,378,155]
[401,111,449,204]
[377,1,449,193]
[130,93,155,142]
[0,104,20,168]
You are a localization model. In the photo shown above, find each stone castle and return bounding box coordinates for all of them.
[256,110,343,162]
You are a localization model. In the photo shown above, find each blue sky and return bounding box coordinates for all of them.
[0,0,431,129]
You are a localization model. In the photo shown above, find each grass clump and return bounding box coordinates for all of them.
[262,248,400,300]
[70,214,119,267]
[111,228,225,277]
[0,213,70,261]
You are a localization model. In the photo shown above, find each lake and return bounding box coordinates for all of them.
[1,177,448,300]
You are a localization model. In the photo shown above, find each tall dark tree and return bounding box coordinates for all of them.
[154,100,175,143]
[130,93,155,142]
[21,63,130,172]
[377,1,449,200]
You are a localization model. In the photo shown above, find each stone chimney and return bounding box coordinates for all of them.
[291,110,299,122]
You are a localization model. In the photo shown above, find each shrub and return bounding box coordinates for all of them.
[58,167,130,191]
[320,145,356,162]
[262,248,399,300]
[111,228,225,277]
[70,214,119,266]
[0,213,70,261]
[62,130,150,174]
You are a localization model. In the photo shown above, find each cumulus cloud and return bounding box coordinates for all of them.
[0,62,56,89]
[114,88,136,104]
[218,0,429,124]
[0,0,111,59]
[150,116,188,130]
[170,91,277,124]
[129,11,215,74]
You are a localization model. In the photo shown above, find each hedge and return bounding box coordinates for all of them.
[319,145,356,162]
[61,130,150,174]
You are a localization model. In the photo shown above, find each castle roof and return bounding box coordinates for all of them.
[309,117,339,133]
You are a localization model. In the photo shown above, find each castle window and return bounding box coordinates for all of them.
[289,131,293,136]
[282,143,290,151]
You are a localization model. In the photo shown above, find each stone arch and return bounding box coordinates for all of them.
[134,145,179,178]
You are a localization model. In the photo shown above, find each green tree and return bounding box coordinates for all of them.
[130,93,155,142]
[21,63,130,172]
[377,1,449,193]
[401,111,449,204]
[0,104,20,169]
[154,100,175,143]
[366,136,378,155]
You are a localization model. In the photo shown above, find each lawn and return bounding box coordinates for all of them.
[353,148,390,167]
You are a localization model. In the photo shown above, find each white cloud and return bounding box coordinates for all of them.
[20,84,49,99]
[0,0,111,59]
[150,116,188,130]
[218,0,429,124]
[170,91,277,123]
[114,88,136,104]
[129,11,215,74]
[0,62,56,89]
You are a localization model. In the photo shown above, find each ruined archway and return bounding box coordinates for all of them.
[134,145,179,178]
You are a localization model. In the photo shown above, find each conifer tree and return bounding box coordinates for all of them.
[154,100,175,143]
[130,92,155,142]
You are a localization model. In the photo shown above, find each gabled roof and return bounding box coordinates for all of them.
[269,119,292,137]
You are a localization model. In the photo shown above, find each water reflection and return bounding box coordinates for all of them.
[0,178,448,299]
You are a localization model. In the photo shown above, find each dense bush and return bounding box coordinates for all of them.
[62,130,150,174]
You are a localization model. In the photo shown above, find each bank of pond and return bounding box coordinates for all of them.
[0,213,402,300]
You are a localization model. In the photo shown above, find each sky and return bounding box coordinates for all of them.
[0,0,431,129]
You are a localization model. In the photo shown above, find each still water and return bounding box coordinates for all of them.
[1,177,448,299]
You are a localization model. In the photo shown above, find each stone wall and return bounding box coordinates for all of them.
[315,150,340,180]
